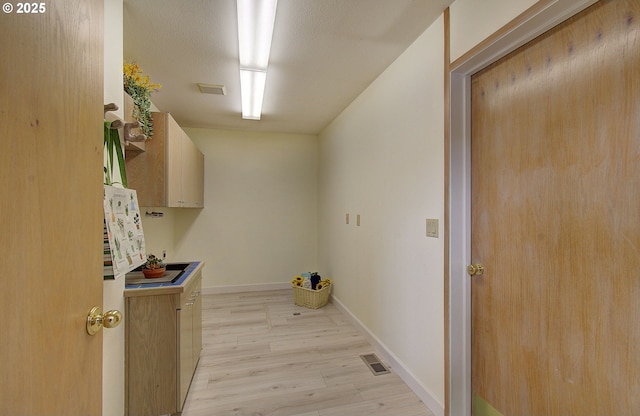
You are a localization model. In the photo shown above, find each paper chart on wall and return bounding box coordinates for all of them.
[103,185,146,279]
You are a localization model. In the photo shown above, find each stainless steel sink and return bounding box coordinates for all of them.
[164,263,192,272]
[125,262,194,285]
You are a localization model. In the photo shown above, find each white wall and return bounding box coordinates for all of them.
[449,0,537,62]
[104,0,124,119]
[139,207,177,260]
[141,128,319,289]
[318,15,445,412]
[103,1,125,415]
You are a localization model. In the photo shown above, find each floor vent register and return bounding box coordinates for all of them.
[360,353,390,376]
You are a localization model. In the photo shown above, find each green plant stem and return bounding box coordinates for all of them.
[103,121,128,188]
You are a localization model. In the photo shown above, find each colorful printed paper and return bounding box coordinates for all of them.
[103,185,146,279]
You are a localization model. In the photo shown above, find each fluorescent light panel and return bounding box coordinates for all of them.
[237,0,277,120]
[239,69,266,120]
[237,0,277,69]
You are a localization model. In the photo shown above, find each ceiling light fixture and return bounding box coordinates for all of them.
[237,0,277,120]
[239,69,266,120]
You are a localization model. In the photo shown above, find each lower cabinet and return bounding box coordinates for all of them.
[178,280,202,408]
[125,268,202,416]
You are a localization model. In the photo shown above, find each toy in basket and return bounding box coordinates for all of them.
[291,274,332,309]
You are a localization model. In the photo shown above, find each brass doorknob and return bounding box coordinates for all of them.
[86,306,123,335]
[467,264,485,276]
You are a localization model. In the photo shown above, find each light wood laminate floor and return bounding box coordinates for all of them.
[182,289,435,416]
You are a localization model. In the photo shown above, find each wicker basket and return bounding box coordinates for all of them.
[292,283,332,309]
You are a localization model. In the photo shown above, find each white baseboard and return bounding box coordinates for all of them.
[202,281,291,295]
[331,295,445,416]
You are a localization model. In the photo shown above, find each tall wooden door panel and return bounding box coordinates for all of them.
[0,2,104,415]
[471,1,640,414]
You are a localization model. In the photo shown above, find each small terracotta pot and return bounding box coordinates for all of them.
[142,267,166,279]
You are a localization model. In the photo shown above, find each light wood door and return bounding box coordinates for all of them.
[470,1,640,415]
[0,1,104,415]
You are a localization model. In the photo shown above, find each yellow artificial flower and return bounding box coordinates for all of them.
[123,61,161,93]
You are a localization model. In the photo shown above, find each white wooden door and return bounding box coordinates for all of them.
[0,1,104,414]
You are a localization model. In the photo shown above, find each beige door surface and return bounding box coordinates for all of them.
[0,1,104,415]
[470,1,640,415]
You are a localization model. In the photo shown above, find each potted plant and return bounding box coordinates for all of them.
[123,61,161,139]
[142,253,166,278]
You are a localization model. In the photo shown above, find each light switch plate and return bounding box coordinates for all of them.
[426,218,439,238]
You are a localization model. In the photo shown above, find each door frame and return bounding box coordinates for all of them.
[446,1,597,414]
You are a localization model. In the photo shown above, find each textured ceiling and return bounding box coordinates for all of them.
[123,0,453,135]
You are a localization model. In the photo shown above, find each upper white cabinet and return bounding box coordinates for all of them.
[126,112,204,208]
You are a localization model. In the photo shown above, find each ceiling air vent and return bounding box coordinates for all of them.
[197,83,226,95]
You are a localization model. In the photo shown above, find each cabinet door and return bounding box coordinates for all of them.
[178,297,194,409]
[166,114,183,207]
[126,112,203,208]
[125,112,168,207]
[126,294,178,416]
[180,134,204,207]
[192,281,203,363]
